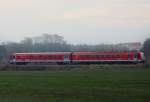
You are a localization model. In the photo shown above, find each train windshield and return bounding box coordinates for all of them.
[10,55,15,60]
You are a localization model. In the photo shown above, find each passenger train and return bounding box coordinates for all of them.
[9,52,145,65]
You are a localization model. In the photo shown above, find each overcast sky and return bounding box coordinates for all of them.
[0,0,150,44]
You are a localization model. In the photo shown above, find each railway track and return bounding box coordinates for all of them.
[0,64,145,71]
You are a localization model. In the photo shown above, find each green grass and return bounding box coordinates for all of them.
[0,68,150,102]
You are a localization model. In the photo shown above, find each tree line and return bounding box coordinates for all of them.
[142,38,150,65]
[0,33,150,64]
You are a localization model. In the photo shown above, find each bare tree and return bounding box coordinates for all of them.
[0,45,7,61]
[143,38,150,64]
[20,37,33,52]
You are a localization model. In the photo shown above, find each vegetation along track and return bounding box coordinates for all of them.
[0,64,147,71]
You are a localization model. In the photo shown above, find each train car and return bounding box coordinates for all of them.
[9,52,72,65]
[9,51,145,65]
[71,52,145,64]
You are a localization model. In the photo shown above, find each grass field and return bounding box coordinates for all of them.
[0,67,150,102]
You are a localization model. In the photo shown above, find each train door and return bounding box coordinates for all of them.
[64,54,70,64]
[128,54,131,60]
[134,53,138,61]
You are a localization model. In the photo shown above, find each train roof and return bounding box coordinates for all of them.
[11,51,142,55]
[71,52,138,54]
[12,52,72,55]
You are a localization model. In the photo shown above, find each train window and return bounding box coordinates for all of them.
[10,55,15,59]
[56,55,61,59]
[102,55,105,58]
[26,56,29,59]
[86,55,90,58]
[100,55,104,58]
[44,56,48,58]
[17,56,21,59]
[105,55,109,58]
[112,55,116,58]
[34,56,37,59]
[106,55,111,58]
[113,55,116,58]
[33,56,37,59]
[109,55,112,58]
[64,55,69,59]
[99,55,102,58]
[38,55,43,58]
[58,56,62,59]
[90,55,93,58]
[35,56,39,59]
[113,55,117,58]
[81,55,85,58]
[92,55,95,58]
[105,55,108,58]
[56,56,59,59]
[30,56,34,59]
[116,55,118,58]
[96,55,99,58]
[53,55,56,59]
[10,56,14,59]
[54,55,57,58]
[110,55,113,58]
[52,56,55,59]
[50,55,53,59]
[48,55,52,58]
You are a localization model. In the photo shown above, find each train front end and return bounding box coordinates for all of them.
[9,53,16,64]
[138,52,145,63]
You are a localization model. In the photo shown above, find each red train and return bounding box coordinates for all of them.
[9,52,145,65]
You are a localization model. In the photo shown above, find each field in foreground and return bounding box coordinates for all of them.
[0,68,150,102]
